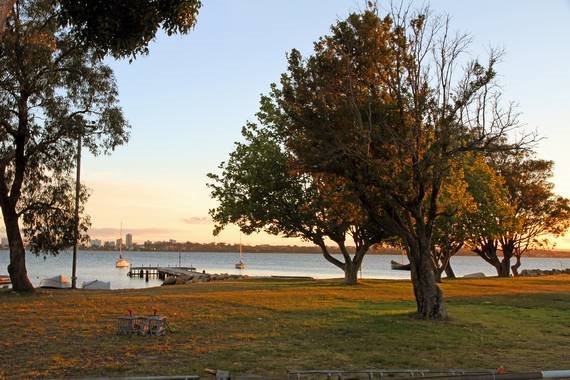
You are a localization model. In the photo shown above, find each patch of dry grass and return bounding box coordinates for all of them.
[0,275,569,378]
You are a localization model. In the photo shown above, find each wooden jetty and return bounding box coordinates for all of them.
[127,266,197,281]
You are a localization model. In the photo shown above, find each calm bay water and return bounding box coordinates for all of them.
[0,249,568,289]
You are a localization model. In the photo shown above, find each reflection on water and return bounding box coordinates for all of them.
[0,250,568,289]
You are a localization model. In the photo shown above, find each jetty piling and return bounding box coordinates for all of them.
[127,266,197,282]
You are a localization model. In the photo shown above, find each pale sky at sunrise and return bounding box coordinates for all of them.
[80,0,570,249]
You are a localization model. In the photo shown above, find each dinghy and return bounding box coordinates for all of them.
[390,260,411,271]
[39,275,71,289]
[81,279,111,290]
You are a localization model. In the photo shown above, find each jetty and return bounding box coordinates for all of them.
[127,266,197,281]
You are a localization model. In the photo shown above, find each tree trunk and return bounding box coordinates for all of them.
[444,261,456,279]
[497,240,515,277]
[511,255,522,277]
[344,262,359,285]
[497,258,511,277]
[409,239,447,320]
[3,207,34,292]
[473,240,510,277]
[319,242,360,285]
[434,267,443,283]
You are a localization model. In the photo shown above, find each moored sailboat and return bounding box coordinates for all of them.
[235,237,245,269]
[115,223,129,268]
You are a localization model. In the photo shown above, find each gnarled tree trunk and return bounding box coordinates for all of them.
[511,254,522,276]
[473,239,511,277]
[497,258,511,277]
[344,261,359,285]
[444,261,456,279]
[409,238,447,320]
[2,205,33,291]
[320,242,366,285]
[433,243,461,282]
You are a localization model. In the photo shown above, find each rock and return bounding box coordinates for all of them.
[162,276,177,286]
[463,272,486,279]
[519,268,570,277]
[161,271,246,286]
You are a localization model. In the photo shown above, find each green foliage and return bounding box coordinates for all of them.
[21,175,90,256]
[208,122,324,242]
[463,155,515,243]
[491,152,570,269]
[207,117,390,282]
[0,0,129,255]
[58,0,202,58]
[207,120,386,245]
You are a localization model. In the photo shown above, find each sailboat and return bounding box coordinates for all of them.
[390,249,411,271]
[234,237,245,269]
[115,223,129,268]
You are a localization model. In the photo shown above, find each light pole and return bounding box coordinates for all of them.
[71,134,81,289]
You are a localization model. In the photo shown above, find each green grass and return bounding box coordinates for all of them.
[0,275,569,378]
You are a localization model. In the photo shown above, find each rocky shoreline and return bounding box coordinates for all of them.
[159,268,570,285]
[520,268,570,277]
[162,272,246,285]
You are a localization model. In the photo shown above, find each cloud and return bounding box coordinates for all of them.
[182,216,212,225]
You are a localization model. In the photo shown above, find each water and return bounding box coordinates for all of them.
[0,250,568,289]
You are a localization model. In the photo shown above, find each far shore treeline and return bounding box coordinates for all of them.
[72,242,570,258]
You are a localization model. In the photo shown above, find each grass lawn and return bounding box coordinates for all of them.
[1,275,569,379]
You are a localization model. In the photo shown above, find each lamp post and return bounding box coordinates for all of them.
[71,134,81,289]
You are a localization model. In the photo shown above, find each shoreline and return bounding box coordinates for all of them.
[3,248,569,258]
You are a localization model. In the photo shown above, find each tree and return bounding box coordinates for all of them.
[21,174,91,256]
[262,8,529,319]
[477,152,570,276]
[431,158,478,282]
[1,0,201,58]
[461,155,516,277]
[208,122,390,285]
[0,0,129,291]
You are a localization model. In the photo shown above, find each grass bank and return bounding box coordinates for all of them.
[1,275,569,378]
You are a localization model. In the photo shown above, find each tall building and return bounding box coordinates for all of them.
[116,238,123,250]
[125,233,133,250]
[104,240,116,249]
[90,239,102,248]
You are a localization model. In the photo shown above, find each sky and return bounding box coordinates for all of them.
[81,0,570,249]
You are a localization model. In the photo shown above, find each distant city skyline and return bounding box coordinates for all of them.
[75,1,570,249]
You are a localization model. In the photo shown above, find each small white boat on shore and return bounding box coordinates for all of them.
[81,279,111,290]
[39,275,71,289]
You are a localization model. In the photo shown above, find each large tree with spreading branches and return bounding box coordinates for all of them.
[467,151,570,276]
[260,7,531,319]
[0,0,129,291]
[1,0,201,58]
[208,120,391,285]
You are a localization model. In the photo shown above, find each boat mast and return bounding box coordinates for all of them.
[239,234,243,260]
[119,222,123,258]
